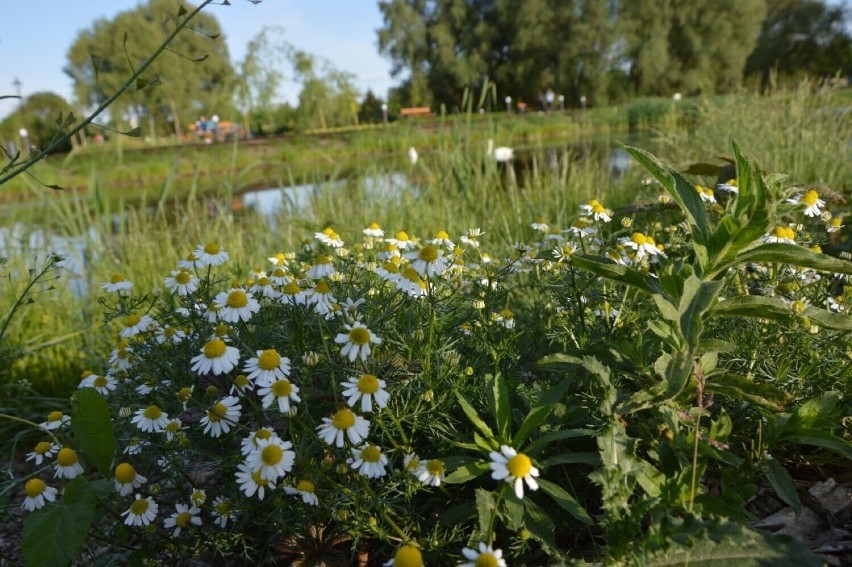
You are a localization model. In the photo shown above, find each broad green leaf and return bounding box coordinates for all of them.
[678,276,723,349]
[439,501,475,526]
[710,295,852,331]
[512,378,572,447]
[443,460,490,484]
[475,489,495,540]
[537,478,593,525]
[486,373,511,443]
[71,388,115,475]
[572,254,668,297]
[762,457,801,516]
[542,452,600,467]
[623,144,710,271]
[523,498,557,553]
[705,373,791,411]
[501,491,525,530]
[527,428,596,454]
[717,243,852,278]
[789,391,839,429]
[22,483,97,567]
[533,353,583,373]
[783,428,852,460]
[455,392,496,442]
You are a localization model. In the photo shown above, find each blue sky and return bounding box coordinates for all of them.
[0,0,396,120]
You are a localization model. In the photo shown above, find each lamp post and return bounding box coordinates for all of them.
[381,103,388,124]
[505,96,512,114]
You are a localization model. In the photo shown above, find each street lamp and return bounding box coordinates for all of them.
[505,96,512,114]
[381,103,388,124]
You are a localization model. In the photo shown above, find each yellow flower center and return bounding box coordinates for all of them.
[316,255,332,265]
[165,420,180,433]
[592,203,606,214]
[314,280,332,294]
[254,429,272,442]
[93,376,108,388]
[406,456,420,471]
[203,338,227,359]
[114,463,137,484]
[349,326,371,345]
[143,405,163,420]
[369,221,381,230]
[394,545,424,567]
[426,459,445,476]
[331,408,356,430]
[419,244,439,262]
[361,445,382,463]
[296,479,315,493]
[251,470,270,486]
[110,274,125,283]
[382,261,400,274]
[214,323,228,336]
[207,402,227,422]
[123,314,141,328]
[215,500,232,515]
[164,327,177,338]
[475,552,499,567]
[792,300,807,314]
[802,189,819,206]
[261,444,283,466]
[175,270,191,285]
[25,478,46,498]
[47,411,63,422]
[395,231,410,242]
[233,375,249,388]
[357,374,380,394]
[258,276,271,286]
[34,441,52,455]
[258,349,281,371]
[272,267,287,277]
[283,282,301,295]
[631,232,648,246]
[129,498,150,515]
[57,448,78,467]
[435,230,450,240]
[175,511,192,528]
[226,290,248,308]
[177,387,192,404]
[500,308,513,319]
[271,379,293,397]
[402,266,422,283]
[322,227,335,236]
[203,242,220,255]
[507,453,532,478]
[573,219,589,229]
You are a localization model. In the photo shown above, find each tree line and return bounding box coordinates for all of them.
[378,0,852,110]
[1,0,850,150]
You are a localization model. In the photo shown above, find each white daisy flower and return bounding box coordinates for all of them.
[695,184,716,204]
[375,259,402,283]
[155,325,187,345]
[100,274,133,294]
[235,461,276,499]
[530,220,550,233]
[827,217,844,233]
[396,267,429,297]
[415,458,446,487]
[407,244,450,278]
[787,189,825,217]
[25,441,59,465]
[378,243,401,260]
[340,373,389,413]
[315,226,344,248]
[119,313,156,338]
[176,251,200,270]
[384,544,423,567]
[763,225,798,244]
[240,427,278,457]
[131,405,169,433]
[403,453,421,477]
[363,221,385,238]
[189,489,207,507]
[114,462,147,496]
[387,231,417,250]
[429,229,456,250]
[284,479,319,506]
[108,344,135,372]
[280,281,309,306]
[122,494,158,527]
[268,252,291,267]
[306,279,337,316]
[347,444,388,478]
[716,179,739,194]
[245,437,295,481]
[258,378,301,414]
[53,448,84,479]
[243,348,291,384]
[334,322,382,362]
[163,502,202,536]
[190,338,240,376]
[459,228,483,248]
[229,374,255,396]
[39,410,70,431]
[553,243,577,263]
[580,199,613,222]
[123,438,148,455]
[21,478,58,512]
[618,232,666,261]
[200,396,242,438]
[164,269,199,296]
[211,496,235,528]
[566,218,597,237]
[316,408,370,447]
[307,255,336,279]
[489,445,540,499]
[162,418,184,441]
[461,543,507,567]
[193,242,229,267]
[78,370,117,395]
[250,276,279,299]
[213,288,260,323]
[268,266,292,286]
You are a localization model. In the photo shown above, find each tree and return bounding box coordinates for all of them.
[291,51,360,131]
[0,92,76,154]
[745,0,852,89]
[64,0,236,140]
[236,26,294,138]
[358,90,386,124]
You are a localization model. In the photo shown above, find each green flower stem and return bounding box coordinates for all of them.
[0,0,215,186]
[380,507,410,543]
[0,413,60,446]
[487,484,507,544]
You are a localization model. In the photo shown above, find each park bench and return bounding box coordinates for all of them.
[399,106,433,118]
